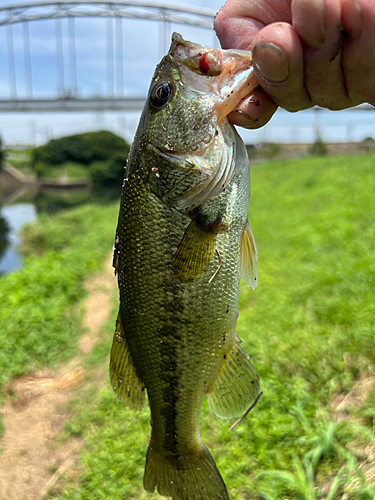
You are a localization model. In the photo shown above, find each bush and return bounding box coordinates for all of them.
[257,142,281,160]
[309,132,328,156]
[89,151,128,187]
[360,137,375,153]
[31,131,129,167]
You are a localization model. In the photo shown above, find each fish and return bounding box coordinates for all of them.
[110,33,261,500]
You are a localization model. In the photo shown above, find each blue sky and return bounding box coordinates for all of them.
[0,0,374,146]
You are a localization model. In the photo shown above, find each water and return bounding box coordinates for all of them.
[0,203,37,275]
[0,185,121,275]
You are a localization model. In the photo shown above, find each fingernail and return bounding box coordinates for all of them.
[292,0,325,49]
[228,110,257,129]
[253,43,289,83]
[342,0,362,39]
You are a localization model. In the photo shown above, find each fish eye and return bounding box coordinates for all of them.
[150,81,174,109]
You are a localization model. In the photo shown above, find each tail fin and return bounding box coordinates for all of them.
[143,442,229,500]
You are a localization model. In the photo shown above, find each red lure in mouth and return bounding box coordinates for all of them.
[199,52,211,75]
[197,51,223,76]
[168,33,258,121]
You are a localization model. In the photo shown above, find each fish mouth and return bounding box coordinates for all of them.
[147,34,257,208]
[169,32,258,122]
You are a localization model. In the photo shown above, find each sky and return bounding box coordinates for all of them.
[0,0,375,147]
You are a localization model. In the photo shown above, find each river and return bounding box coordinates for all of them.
[0,203,37,275]
[0,186,120,276]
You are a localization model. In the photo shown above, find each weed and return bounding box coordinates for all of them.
[0,202,118,428]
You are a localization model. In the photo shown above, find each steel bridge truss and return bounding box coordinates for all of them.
[0,1,215,112]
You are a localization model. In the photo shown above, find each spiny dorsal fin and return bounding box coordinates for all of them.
[240,220,258,289]
[109,311,145,410]
[207,336,260,419]
[172,213,221,282]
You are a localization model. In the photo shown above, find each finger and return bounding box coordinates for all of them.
[214,0,292,50]
[292,0,352,109]
[340,0,362,39]
[228,90,277,129]
[341,0,375,105]
[251,22,312,111]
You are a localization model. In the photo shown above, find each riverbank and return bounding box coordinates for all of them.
[0,202,118,405]
[0,164,90,205]
[0,178,121,274]
[0,201,119,498]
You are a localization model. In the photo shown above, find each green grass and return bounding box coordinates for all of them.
[43,154,375,500]
[4,148,90,181]
[0,203,118,421]
[36,161,90,181]
[4,148,34,176]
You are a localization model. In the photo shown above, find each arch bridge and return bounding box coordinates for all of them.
[0,1,216,112]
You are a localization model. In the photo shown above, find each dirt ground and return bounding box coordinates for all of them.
[0,254,117,500]
[332,378,375,490]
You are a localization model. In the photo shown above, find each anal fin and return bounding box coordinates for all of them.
[109,310,145,410]
[207,337,260,419]
[240,220,258,289]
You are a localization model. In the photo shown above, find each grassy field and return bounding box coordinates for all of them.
[1,153,374,499]
[0,202,118,432]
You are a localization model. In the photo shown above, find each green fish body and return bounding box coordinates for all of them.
[110,33,261,500]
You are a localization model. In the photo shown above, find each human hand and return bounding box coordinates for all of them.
[214,0,375,129]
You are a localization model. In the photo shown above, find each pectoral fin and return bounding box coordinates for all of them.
[109,311,145,410]
[172,213,221,282]
[207,337,261,419]
[240,220,258,289]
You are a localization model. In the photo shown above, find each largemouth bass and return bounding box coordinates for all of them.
[110,33,261,500]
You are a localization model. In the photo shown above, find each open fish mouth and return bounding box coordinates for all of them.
[143,33,259,209]
[169,32,258,121]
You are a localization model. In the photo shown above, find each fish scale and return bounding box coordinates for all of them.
[110,33,261,500]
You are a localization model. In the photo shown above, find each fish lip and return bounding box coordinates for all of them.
[215,65,257,121]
